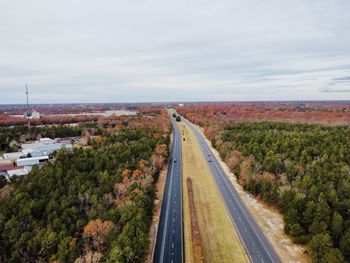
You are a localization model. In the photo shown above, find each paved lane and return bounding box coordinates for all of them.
[183,117,281,263]
[154,119,183,263]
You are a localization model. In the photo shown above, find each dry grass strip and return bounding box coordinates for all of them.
[187,177,204,263]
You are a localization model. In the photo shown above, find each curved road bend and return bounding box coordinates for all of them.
[154,119,183,263]
[183,117,281,263]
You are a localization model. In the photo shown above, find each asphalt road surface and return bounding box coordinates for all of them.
[183,117,281,263]
[154,119,183,263]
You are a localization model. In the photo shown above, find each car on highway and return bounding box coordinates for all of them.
[174,158,177,163]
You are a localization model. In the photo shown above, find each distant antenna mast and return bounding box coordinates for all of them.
[26,84,29,110]
[25,84,31,129]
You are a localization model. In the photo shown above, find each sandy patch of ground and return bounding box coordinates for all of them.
[195,124,311,263]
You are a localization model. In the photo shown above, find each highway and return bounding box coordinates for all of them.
[183,117,282,263]
[154,118,183,263]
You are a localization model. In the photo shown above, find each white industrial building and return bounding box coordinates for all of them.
[21,138,73,156]
[22,149,42,157]
[16,156,49,167]
[1,137,73,179]
[7,166,32,178]
[3,139,72,160]
[3,152,25,159]
[40,138,54,144]
[24,109,41,119]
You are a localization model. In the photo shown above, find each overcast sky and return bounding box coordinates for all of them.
[0,0,350,104]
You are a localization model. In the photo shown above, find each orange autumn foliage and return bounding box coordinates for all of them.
[122,169,131,178]
[121,169,131,183]
[154,144,167,156]
[226,150,242,171]
[83,219,116,251]
[239,157,254,187]
[93,135,103,144]
[132,169,143,177]
[151,154,165,172]
[176,103,350,132]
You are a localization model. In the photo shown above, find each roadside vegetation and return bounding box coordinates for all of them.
[178,105,350,262]
[0,111,170,262]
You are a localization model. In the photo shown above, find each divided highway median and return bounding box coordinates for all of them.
[176,120,249,263]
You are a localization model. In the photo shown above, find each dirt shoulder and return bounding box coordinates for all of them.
[178,121,249,263]
[195,124,311,263]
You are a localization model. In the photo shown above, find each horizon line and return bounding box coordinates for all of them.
[1,99,350,106]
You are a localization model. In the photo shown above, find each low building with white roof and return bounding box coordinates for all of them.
[39,138,54,144]
[21,139,73,156]
[16,156,49,167]
[1,137,73,179]
[3,152,25,160]
[6,166,32,179]
[22,149,43,157]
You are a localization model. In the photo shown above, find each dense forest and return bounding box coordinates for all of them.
[178,105,350,262]
[214,123,350,262]
[0,112,171,262]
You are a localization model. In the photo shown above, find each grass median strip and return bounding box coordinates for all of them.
[177,121,249,263]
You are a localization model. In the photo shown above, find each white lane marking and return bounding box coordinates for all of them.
[252,241,256,248]
[244,227,248,233]
[172,242,174,249]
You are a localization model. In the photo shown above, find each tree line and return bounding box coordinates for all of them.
[212,122,350,262]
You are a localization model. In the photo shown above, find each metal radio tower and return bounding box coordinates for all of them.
[26,84,29,110]
[25,84,31,129]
